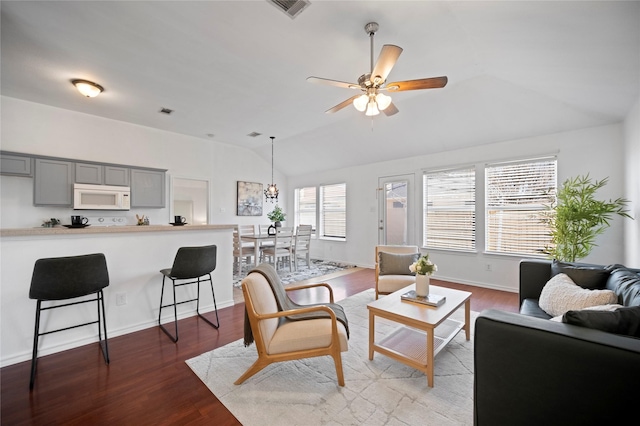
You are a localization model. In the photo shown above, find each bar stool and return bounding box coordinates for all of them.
[29,253,110,389]
[158,244,219,342]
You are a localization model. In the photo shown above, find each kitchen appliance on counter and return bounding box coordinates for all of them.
[73,183,130,210]
[85,215,129,227]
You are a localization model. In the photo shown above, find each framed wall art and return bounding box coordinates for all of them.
[237,181,263,216]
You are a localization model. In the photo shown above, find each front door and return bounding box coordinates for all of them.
[378,174,415,245]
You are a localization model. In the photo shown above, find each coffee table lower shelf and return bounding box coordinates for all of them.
[373,318,464,367]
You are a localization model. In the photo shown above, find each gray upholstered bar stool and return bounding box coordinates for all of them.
[158,244,219,342]
[29,253,110,389]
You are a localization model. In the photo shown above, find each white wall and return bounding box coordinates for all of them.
[289,123,629,292]
[0,96,287,228]
[624,97,640,268]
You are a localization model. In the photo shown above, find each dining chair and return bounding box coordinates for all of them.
[234,225,257,275]
[293,224,312,270]
[261,226,294,271]
[29,253,110,389]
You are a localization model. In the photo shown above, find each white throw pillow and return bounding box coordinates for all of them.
[539,273,618,317]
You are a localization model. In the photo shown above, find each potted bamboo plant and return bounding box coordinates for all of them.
[542,174,632,262]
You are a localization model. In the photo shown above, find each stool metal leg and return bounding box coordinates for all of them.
[158,276,179,342]
[196,273,219,329]
[98,290,110,363]
[29,300,42,389]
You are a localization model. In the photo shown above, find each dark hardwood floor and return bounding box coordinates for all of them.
[1,268,518,425]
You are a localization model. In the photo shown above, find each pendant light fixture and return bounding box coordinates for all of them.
[264,136,279,203]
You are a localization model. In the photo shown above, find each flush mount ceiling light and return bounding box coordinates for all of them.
[71,79,104,98]
[264,136,279,203]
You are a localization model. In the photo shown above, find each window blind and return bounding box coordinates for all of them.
[485,157,556,255]
[320,183,346,239]
[294,186,317,231]
[423,167,476,250]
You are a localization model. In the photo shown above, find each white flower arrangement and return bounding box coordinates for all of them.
[409,254,438,276]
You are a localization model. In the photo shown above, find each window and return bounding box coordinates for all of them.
[423,168,476,250]
[319,183,346,240]
[485,157,556,255]
[294,186,317,232]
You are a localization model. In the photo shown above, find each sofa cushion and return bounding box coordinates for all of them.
[606,266,640,307]
[378,252,419,276]
[539,273,617,317]
[550,303,624,321]
[562,306,640,338]
[551,260,609,290]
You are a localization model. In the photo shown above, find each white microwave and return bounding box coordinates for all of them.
[73,183,131,210]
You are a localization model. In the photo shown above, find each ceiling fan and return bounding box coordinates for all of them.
[307,22,448,117]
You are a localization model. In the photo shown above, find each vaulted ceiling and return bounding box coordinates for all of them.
[2,1,639,176]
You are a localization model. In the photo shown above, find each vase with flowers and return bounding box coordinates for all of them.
[409,254,438,296]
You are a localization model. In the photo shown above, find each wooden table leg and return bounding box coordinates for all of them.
[427,330,434,387]
[368,312,375,360]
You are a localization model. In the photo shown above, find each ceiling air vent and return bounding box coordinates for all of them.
[267,0,311,19]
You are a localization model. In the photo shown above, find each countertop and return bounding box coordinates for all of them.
[0,224,235,237]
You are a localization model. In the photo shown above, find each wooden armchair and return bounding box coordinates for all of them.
[374,245,420,299]
[235,266,349,386]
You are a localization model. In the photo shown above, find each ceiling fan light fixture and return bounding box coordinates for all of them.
[353,94,369,112]
[72,79,104,97]
[365,100,380,116]
[375,92,391,110]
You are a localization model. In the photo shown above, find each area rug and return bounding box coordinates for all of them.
[233,259,356,288]
[186,289,476,425]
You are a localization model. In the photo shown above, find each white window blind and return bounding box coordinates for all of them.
[485,157,557,255]
[294,186,317,232]
[319,183,346,240]
[423,168,476,250]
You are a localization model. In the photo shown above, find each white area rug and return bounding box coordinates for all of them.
[186,289,476,425]
[233,259,356,288]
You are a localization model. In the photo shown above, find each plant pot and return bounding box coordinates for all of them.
[274,221,282,228]
[415,274,430,297]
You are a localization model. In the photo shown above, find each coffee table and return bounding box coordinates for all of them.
[367,284,471,387]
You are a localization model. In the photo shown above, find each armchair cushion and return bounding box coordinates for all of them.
[539,273,617,317]
[378,252,419,276]
[376,275,417,294]
[269,319,348,354]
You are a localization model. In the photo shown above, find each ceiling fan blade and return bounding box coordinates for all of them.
[382,102,399,116]
[370,45,403,85]
[325,95,360,114]
[307,76,359,90]
[385,76,448,92]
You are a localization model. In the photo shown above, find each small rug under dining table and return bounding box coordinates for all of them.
[186,289,476,425]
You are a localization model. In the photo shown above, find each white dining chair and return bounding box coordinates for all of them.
[261,226,294,271]
[293,224,312,270]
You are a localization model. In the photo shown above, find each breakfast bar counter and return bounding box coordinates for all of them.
[0,224,234,237]
[0,224,235,367]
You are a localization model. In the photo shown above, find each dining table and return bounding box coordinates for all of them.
[240,233,276,266]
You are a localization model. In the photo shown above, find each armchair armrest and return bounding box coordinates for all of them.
[285,282,334,303]
[474,309,640,425]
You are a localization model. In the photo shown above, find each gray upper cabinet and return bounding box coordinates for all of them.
[131,169,165,208]
[75,162,103,184]
[34,158,74,206]
[104,166,130,186]
[0,154,33,176]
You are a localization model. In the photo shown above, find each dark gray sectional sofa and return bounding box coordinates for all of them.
[473,259,640,426]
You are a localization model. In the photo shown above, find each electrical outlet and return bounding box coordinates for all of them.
[116,292,127,306]
[485,263,492,272]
